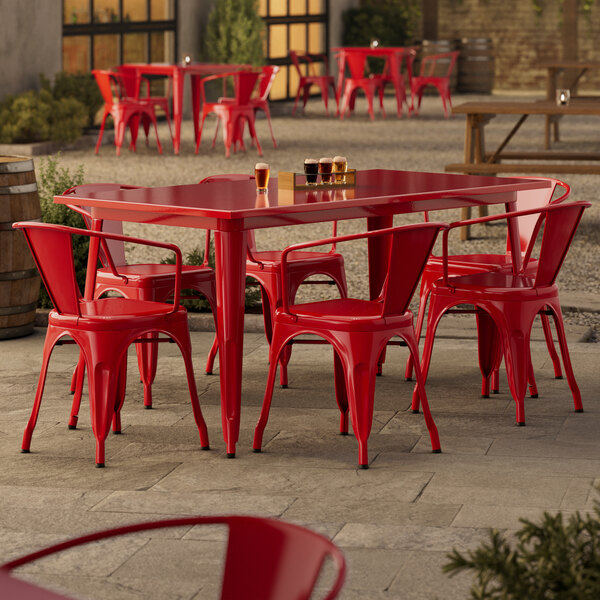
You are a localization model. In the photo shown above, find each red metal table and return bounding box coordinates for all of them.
[122,63,249,154]
[57,169,551,457]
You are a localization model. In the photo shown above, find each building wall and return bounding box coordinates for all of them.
[0,0,62,97]
[436,0,600,92]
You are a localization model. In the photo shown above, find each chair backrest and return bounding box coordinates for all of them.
[531,201,589,288]
[234,70,261,105]
[289,51,328,78]
[257,65,280,101]
[92,69,120,106]
[1,516,346,600]
[344,51,369,79]
[509,177,570,255]
[419,50,459,78]
[116,65,141,98]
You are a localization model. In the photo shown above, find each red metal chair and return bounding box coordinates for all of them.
[253,222,448,468]
[62,184,218,415]
[372,48,416,118]
[405,178,570,396]
[92,69,163,156]
[199,175,348,387]
[1,515,347,600]
[337,49,381,120]
[412,201,590,427]
[195,70,263,158]
[409,50,460,118]
[290,51,339,116]
[117,64,174,148]
[12,221,210,467]
[214,65,280,149]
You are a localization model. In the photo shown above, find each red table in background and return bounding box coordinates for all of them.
[333,47,416,118]
[122,63,249,154]
[58,170,550,457]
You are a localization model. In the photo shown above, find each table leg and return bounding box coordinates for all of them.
[367,215,394,299]
[171,69,184,155]
[213,230,248,457]
[191,74,201,147]
[505,198,522,274]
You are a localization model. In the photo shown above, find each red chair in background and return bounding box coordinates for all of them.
[253,222,448,469]
[405,178,570,397]
[200,175,348,387]
[337,49,380,120]
[62,184,218,414]
[372,48,416,118]
[12,221,210,467]
[412,201,590,427]
[290,51,339,116]
[195,70,263,158]
[117,65,174,148]
[92,69,163,156]
[409,50,460,118]
[1,516,346,600]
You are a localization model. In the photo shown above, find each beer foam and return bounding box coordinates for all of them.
[255,163,269,169]
[333,156,346,162]
[304,158,318,164]
[319,157,333,163]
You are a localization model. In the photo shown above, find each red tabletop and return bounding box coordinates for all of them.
[122,63,250,154]
[57,169,551,458]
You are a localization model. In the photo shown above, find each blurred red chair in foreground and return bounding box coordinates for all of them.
[290,51,339,116]
[1,516,347,600]
[409,50,460,118]
[92,69,163,156]
[412,201,590,427]
[200,175,348,387]
[405,178,570,396]
[13,221,209,467]
[195,70,262,158]
[63,184,217,414]
[253,222,448,468]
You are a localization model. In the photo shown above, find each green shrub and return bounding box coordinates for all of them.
[444,500,600,599]
[203,0,265,66]
[37,155,87,308]
[342,0,419,48]
[41,72,103,129]
[161,244,261,312]
[0,88,87,144]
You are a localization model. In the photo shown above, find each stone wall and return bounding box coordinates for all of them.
[436,0,600,93]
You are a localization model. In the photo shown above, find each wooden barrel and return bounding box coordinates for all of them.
[420,39,458,93]
[0,157,41,339]
[458,38,495,93]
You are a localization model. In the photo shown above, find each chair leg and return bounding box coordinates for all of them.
[95,112,108,154]
[137,332,159,409]
[333,350,349,435]
[195,114,207,154]
[69,351,86,429]
[111,354,128,434]
[292,86,303,116]
[245,114,263,157]
[405,281,431,381]
[540,309,563,378]
[150,113,163,154]
[263,105,277,148]
[476,310,502,398]
[205,333,219,375]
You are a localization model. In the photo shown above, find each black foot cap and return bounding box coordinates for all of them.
[575,408,584,413]
[226,452,236,459]
[339,431,349,436]
[253,448,261,453]
[68,424,77,430]
[482,394,490,399]
[201,445,210,451]
[555,375,564,380]
[492,390,500,395]
[530,393,538,399]
[205,371,213,376]
[144,405,152,410]
[517,421,526,427]
[96,463,105,468]
[69,390,75,395]
[376,373,382,377]
[404,377,413,382]
[113,430,121,435]
[411,409,420,414]
[359,463,369,469]
[280,384,288,389]
[21,449,30,454]
[432,448,442,454]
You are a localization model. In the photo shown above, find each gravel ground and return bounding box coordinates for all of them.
[35,92,600,336]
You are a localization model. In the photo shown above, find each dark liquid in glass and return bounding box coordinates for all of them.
[304,161,319,184]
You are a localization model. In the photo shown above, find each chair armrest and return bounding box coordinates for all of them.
[199,71,239,103]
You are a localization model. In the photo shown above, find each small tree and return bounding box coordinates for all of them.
[203,0,265,66]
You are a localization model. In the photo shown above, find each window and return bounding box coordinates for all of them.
[62,0,176,72]
[259,0,329,100]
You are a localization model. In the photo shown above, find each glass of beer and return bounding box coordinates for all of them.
[319,157,333,184]
[255,162,270,192]
[333,155,347,183]
[304,158,318,185]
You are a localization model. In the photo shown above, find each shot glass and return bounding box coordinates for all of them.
[319,157,333,184]
[255,162,270,192]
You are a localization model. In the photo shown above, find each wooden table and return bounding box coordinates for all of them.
[536,60,600,147]
[122,63,248,154]
[57,170,550,457]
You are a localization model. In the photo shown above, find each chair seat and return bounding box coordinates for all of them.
[281,298,413,332]
[98,263,214,283]
[443,271,537,292]
[249,250,343,270]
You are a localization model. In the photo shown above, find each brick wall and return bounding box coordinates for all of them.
[434,0,600,92]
